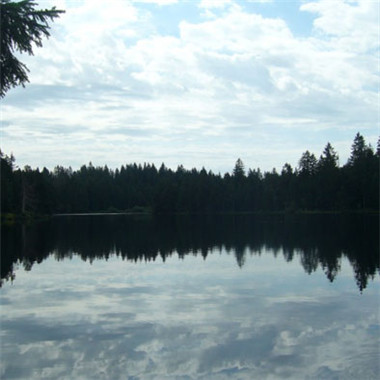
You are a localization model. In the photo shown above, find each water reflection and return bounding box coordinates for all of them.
[1,214,379,379]
[1,214,379,291]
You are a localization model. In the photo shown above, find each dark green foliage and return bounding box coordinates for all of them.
[343,133,379,210]
[0,150,17,212]
[0,0,64,97]
[315,142,341,209]
[319,142,339,171]
[233,158,245,179]
[1,133,379,216]
[348,132,366,166]
[298,150,317,176]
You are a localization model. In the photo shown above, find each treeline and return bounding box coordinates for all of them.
[1,133,379,215]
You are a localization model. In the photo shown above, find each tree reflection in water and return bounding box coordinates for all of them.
[1,214,378,292]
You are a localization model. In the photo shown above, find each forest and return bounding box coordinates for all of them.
[1,132,379,216]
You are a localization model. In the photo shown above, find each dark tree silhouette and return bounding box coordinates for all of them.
[1,133,378,216]
[233,158,245,179]
[348,132,366,166]
[298,150,317,176]
[318,142,339,171]
[343,133,379,210]
[0,0,64,97]
[0,151,17,212]
[315,142,340,209]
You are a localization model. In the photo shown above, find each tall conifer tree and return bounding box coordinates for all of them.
[0,0,64,97]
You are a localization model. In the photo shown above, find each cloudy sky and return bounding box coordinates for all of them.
[1,0,379,173]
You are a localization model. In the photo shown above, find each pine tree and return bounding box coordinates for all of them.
[348,132,366,166]
[316,143,340,210]
[318,142,339,171]
[1,0,65,97]
[298,150,317,175]
[233,158,245,178]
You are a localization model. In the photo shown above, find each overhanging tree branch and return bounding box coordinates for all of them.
[0,0,65,97]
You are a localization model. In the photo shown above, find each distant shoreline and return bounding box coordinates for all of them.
[52,212,151,217]
[2,209,379,226]
[50,209,380,217]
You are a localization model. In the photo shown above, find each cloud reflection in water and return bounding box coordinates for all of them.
[1,250,379,380]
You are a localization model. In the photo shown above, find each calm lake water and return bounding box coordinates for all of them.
[1,214,379,380]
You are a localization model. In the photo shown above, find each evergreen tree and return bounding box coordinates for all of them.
[233,158,245,178]
[0,151,17,212]
[298,150,317,175]
[297,151,318,209]
[318,142,339,171]
[280,163,296,211]
[344,133,378,210]
[0,0,65,97]
[316,143,340,210]
[348,132,366,166]
[1,133,377,216]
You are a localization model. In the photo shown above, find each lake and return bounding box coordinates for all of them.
[1,214,379,379]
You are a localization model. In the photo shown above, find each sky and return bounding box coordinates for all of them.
[1,0,379,174]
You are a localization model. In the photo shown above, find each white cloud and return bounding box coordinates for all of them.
[1,0,378,172]
[301,0,379,52]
